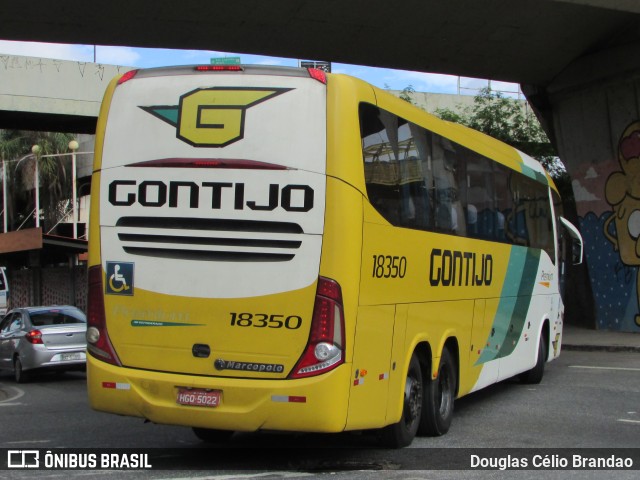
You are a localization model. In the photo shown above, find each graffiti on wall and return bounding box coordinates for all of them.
[576,121,640,331]
[604,121,640,328]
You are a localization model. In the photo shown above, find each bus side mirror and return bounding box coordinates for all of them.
[559,217,583,265]
[571,241,583,265]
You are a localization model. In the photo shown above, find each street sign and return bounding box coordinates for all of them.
[300,60,331,73]
[210,57,241,66]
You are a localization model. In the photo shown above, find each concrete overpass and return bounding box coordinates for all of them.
[1,0,640,331]
[0,55,131,133]
[0,55,479,133]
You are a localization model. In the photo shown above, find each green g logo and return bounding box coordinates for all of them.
[141,87,292,148]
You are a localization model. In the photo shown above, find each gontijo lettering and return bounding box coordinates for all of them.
[108,180,314,212]
[429,248,493,287]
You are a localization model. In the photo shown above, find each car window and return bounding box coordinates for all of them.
[9,314,22,332]
[0,314,14,334]
[29,310,87,326]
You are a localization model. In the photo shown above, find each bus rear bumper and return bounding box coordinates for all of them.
[87,356,351,433]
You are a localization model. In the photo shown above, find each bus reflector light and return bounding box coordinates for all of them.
[102,382,131,390]
[271,395,307,403]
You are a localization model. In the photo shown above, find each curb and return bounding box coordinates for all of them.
[562,344,640,353]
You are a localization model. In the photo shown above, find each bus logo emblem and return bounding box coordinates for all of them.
[105,262,134,295]
[140,87,293,148]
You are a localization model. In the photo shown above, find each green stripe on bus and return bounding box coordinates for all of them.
[131,320,204,327]
[496,248,540,358]
[520,164,548,185]
[476,247,541,364]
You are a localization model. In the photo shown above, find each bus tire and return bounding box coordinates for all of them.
[192,427,234,443]
[379,353,423,448]
[419,347,455,436]
[519,333,547,384]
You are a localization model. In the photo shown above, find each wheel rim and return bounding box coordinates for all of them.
[403,371,422,428]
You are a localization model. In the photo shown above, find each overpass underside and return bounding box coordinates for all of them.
[0,110,96,133]
[0,55,130,132]
[1,1,640,332]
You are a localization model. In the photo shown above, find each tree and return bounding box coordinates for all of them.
[399,85,415,104]
[0,130,76,232]
[385,84,416,105]
[434,89,554,165]
[433,87,571,198]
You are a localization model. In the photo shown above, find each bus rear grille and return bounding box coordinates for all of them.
[115,216,303,262]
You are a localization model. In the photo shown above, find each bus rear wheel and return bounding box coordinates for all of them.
[192,427,234,443]
[379,353,423,448]
[419,347,456,436]
[519,333,547,384]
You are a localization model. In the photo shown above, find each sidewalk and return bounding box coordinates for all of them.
[563,324,640,352]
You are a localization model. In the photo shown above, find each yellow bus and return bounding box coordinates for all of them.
[86,65,583,447]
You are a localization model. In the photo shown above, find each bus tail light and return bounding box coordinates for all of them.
[195,65,243,72]
[307,68,327,84]
[117,69,139,85]
[87,265,122,366]
[289,277,345,379]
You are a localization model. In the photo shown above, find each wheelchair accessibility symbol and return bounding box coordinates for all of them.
[105,262,134,295]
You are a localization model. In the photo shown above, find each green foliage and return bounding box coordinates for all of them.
[399,85,415,104]
[0,130,76,232]
[433,87,563,178]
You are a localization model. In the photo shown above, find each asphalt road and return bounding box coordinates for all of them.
[0,349,638,479]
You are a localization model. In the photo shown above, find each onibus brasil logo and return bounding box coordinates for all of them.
[140,87,292,148]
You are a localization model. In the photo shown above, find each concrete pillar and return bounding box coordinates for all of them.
[525,38,640,332]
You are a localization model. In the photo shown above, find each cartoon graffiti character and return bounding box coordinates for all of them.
[604,121,640,327]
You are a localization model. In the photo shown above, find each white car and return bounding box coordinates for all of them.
[0,306,87,383]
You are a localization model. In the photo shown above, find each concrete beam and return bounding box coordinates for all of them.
[0,55,131,132]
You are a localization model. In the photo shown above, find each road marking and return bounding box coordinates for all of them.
[569,365,640,372]
[4,439,51,445]
[163,473,315,480]
[0,402,23,406]
[0,384,26,403]
[18,474,119,479]
[618,419,640,425]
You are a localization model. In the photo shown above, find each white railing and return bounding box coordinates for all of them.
[1,144,93,239]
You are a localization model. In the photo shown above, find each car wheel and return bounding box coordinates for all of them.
[14,357,30,384]
[419,347,456,436]
[379,353,423,448]
[192,427,234,443]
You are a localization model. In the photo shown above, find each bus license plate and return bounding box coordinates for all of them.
[176,389,221,408]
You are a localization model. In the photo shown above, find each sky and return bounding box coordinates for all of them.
[0,40,521,96]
